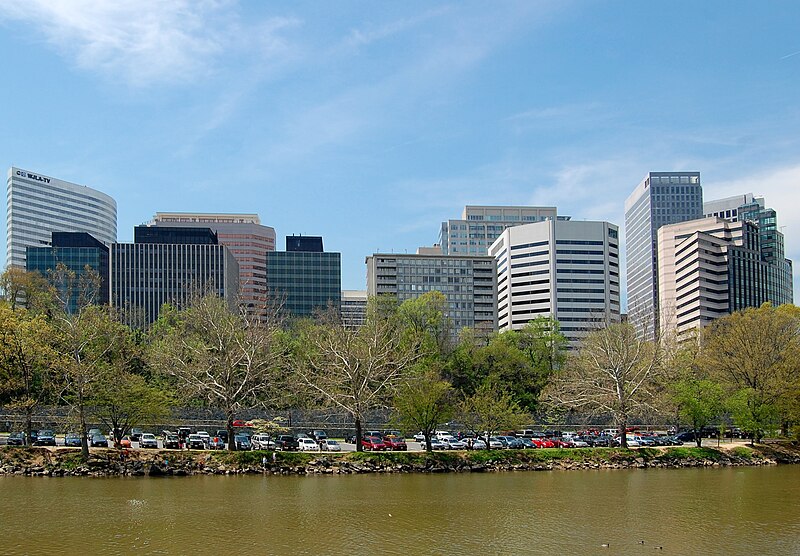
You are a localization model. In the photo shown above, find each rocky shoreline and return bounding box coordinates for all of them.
[1,444,798,478]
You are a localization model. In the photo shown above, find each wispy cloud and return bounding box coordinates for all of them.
[0,0,298,86]
[345,7,451,48]
[780,50,800,60]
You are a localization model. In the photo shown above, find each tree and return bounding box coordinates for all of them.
[93,372,172,447]
[545,322,663,448]
[294,300,420,451]
[148,293,284,451]
[0,267,53,313]
[700,304,800,442]
[392,367,455,452]
[673,378,725,448]
[53,305,132,459]
[460,378,527,449]
[396,291,452,357]
[444,318,567,412]
[0,303,60,445]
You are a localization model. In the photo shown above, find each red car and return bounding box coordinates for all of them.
[382,435,408,451]
[360,436,387,451]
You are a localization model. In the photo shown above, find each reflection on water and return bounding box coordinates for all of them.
[0,466,798,555]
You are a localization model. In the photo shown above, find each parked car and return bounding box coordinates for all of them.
[428,437,448,450]
[234,435,252,450]
[443,437,467,450]
[275,435,299,451]
[119,436,133,448]
[320,439,341,452]
[298,437,322,452]
[35,430,56,446]
[310,430,328,442]
[177,427,192,443]
[207,436,225,450]
[382,435,408,451]
[518,438,536,449]
[413,432,426,443]
[90,434,108,448]
[130,428,144,442]
[64,432,81,447]
[163,434,180,449]
[471,439,487,450]
[487,437,505,449]
[500,436,524,449]
[7,432,26,446]
[187,434,206,450]
[251,434,276,450]
[196,431,211,446]
[361,436,387,451]
[215,430,229,443]
[139,433,159,449]
[87,428,102,440]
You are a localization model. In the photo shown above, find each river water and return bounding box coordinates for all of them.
[1,465,798,555]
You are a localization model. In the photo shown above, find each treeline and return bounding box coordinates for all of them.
[1,267,798,458]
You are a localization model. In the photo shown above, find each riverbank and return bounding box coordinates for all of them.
[2,442,799,477]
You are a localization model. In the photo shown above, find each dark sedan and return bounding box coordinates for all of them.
[64,433,82,447]
[90,434,109,448]
[35,430,56,446]
[7,432,26,446]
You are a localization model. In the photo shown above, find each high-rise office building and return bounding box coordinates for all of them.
[150,213,276,316]
[439,206,568,256]
[624,172,702,339]
[7,167,117,269]
[491,220,620,348]
[265,236,341,318]
[366,250,497,335]
[110,226,239,327]
[658,216,792,339]
[26,232,110,313]
[703,194,793,304]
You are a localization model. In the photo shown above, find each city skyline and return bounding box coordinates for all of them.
[2,2,800,300]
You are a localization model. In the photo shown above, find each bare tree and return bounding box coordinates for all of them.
[294,301,421,451]
[545,322,664,448]
[147,293,284,450]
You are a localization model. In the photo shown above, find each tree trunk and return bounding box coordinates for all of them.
[80,406,89,460]
[695,427,702,448]
[619,416,627,449]
[227,412,236,451]
[25,411,33,448]
[355,415,363,452]
[424,431,432,452]
[485,432,490,450]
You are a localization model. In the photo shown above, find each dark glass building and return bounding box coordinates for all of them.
[286,235,324,253]
[110,227,239,327]
[26,232,110,313]
[134,225,218,245]
[266,236,341,318]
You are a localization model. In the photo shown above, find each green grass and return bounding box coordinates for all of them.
[730,446,754,459]
[658,447,724,461]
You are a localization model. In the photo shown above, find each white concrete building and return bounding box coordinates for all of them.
[341,290,368,328]
[491,220,621,347]
[7,167,117,268]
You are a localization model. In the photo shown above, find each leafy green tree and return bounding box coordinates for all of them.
[673,378,725,447]
[397,291,452,357]
[93,372,173,447]
[0,267,53,313]
[0,303,60,445]
[701,303,800,442]
[445,318,566,412]
[392,366,455,452]
[460,378,527,449]
[148,294,284,450]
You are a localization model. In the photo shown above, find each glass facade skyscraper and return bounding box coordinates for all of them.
[26,232,110,313]
[265,237,341,318]
[625,172,702,339]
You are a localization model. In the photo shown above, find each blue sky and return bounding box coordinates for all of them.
[2,1,799,298]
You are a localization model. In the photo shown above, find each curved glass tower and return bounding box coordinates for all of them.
[7,167,117,268]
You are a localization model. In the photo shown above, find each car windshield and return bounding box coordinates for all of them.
[326,440,338,445]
